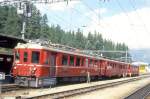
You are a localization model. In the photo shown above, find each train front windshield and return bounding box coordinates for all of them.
[32,51,40,64]
[15,50,20,63]
[15,50,40,64]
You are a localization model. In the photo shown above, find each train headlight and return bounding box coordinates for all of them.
[14,67,17,69]
[31,67,36,75]
[33,67,36,71]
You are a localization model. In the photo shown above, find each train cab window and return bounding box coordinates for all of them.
[15,51,20,61]
[24,52,28,62]
[62,55,68,65]
[70,56,74,66]
[76,57,80,66]
[32,51,40,64]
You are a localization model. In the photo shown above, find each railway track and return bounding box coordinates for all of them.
[1,84,21,93]
[124,83,150,99]
[19,75,150,99]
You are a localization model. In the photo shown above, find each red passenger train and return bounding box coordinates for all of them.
[12,41,139,87]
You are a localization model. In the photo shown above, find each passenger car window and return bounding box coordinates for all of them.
[76,57,80,66]
[24,52,28,62]
[62,55,68,65]
[81,58,84,66]
[32,51,40,63]
[89,59,93,67]
[70,56,74,66]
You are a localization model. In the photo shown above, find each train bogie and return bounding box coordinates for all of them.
[15,76,56,87]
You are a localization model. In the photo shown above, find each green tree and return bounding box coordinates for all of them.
[40,14,49,39]
[0,5,130,60]
[26,5,42,39]
[0,6,21,36]
[74,29,85,49]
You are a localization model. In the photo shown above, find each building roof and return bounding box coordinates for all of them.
[0,34,27,48]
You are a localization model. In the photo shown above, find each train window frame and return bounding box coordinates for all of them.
[31,51,40,64]
[76,57,80,66]
[70,56,74,66]
[24,52,28,62]
[15,50,20,62]
[62,55,68,66]
[110,63,113,68]
[81,58,84,66]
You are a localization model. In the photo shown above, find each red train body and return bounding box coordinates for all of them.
[12,42,139,87]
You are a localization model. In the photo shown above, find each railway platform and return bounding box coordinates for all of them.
[1,75,150,99]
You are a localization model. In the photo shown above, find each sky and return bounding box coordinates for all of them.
[1,0,150,49]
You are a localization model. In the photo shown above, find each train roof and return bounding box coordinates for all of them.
[15,42,131,65]
[15,42,102,59]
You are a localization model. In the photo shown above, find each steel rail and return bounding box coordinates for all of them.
[124,83,150,99]
[1,84,21,93]
[20,75,150,99]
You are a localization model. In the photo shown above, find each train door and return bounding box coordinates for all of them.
[100,60,106,76]
[50,53,56,77]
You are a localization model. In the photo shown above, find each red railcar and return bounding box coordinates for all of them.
[12,42,139,87]
[100,59,129,78]
[130,65,139,76]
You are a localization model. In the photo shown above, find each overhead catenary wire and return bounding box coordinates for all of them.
[72,8,98,26]
[115,0,134,27]
[81,0,102,25]
[115,0,141,48]
[36,3,82,31]
[82,0,109,25]
[0,0,109,32]
[35,4,76,31]
[38,0,98,30]
[82,0,108,26]
[81,0,113,33]
[128,0,150,34]
[68,6,102,31]
[0,0,82,35]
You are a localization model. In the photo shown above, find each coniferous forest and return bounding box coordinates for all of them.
[0,5,130,60]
